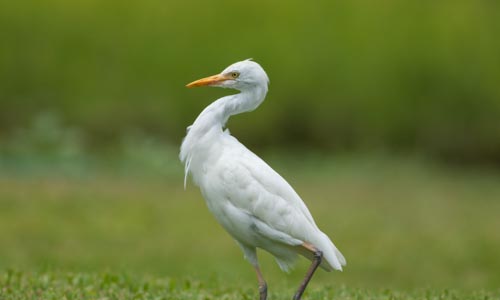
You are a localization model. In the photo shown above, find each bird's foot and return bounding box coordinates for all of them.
[259,282,267,300]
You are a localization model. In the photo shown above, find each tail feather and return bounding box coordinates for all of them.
[309,232,346,271]
[271,231,346,272]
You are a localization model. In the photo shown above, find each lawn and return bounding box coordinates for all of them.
[1,270,498,300]
[1,154,499,299]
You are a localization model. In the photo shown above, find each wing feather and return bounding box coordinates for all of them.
[217,141,320,244]
[202,135,346,271]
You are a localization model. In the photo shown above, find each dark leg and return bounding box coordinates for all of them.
[254,265,268,300]
[292,244,323,300]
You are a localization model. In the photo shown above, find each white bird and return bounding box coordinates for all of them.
[180,59,346,300]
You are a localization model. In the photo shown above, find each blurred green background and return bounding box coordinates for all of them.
[2,0,500,162]
[1,0,500,292]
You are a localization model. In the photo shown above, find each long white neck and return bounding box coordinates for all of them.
[194,85,267,131]
[180,85,268,187]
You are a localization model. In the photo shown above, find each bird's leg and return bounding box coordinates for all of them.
[254,265,268,300]
[292,243,323,300]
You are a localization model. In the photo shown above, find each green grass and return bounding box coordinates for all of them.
[1,270,499,300]
[1,154,500,298]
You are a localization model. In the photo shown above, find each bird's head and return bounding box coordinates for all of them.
[186,59,269,91]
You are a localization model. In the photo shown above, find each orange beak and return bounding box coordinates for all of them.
[186,74,232,88]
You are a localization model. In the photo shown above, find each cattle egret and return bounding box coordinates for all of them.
[180,59,346,300]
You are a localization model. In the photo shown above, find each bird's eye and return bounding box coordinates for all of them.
[230,72,240,79]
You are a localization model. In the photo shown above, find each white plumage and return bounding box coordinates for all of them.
[180,59,345,300]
